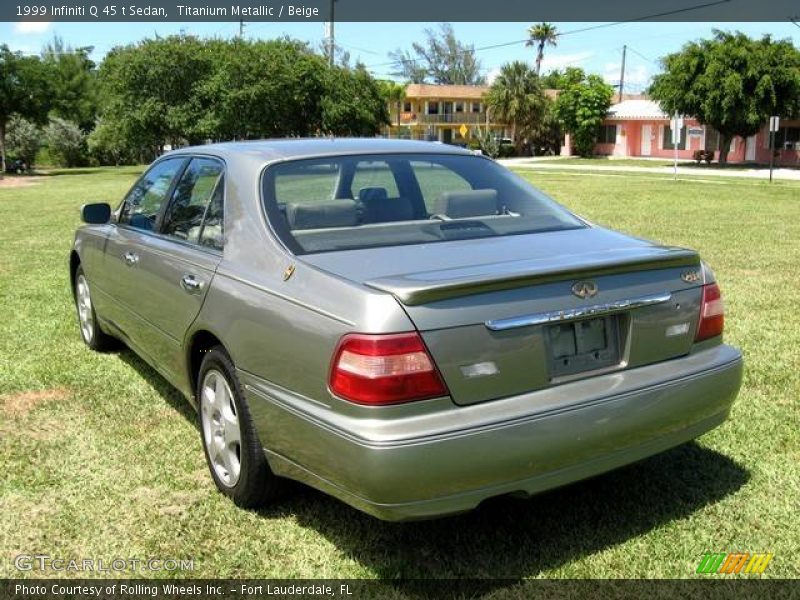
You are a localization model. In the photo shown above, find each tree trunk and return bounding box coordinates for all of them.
[0,119,6,175]
[535,44,544,76]
[718,134,733,166]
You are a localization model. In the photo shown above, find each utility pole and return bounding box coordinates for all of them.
[327,0,336,67]
[239,19,245,38]
[618,44,627,103]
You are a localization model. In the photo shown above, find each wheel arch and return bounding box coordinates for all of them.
[186,329,231,399]
[69,250,81,299]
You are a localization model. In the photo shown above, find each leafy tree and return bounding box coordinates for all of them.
[98,35,216,154]
[197,38,329,140]
[42,36,98,131]
[485,61,547,155]
[389,24,485,85]
[526,23,558,76]
[7,115,41,169]
[87,117,137,165]
[541,67,585,90]
[321,66,390,136]
[555,73,614,156]
[0,45,51,172]
[45,117,87,167]
[379,80,407,128]
[650,30,800,164]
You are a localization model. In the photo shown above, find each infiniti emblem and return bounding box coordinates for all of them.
[572,280,599,299]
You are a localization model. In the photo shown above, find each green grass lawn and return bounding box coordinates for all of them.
[1,167,798,582]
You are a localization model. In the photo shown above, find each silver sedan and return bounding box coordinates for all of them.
[70,139,742,520]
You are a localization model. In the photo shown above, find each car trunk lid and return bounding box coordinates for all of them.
[303,227,705,405]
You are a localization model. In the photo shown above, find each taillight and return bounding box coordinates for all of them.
[695,282,725,341]
[329,332,449,405]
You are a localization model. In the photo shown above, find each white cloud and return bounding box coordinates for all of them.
[603,62,651,88]
[540,51,594,73]
[14,21,51,34]
[486,67,501,85]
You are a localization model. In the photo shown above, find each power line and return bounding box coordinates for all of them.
[626,46,657,64]
[364,0,730,72]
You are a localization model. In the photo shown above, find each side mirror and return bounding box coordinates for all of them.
[80,203,111,225]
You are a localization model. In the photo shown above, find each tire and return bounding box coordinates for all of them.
[74,266,118,351]
[197,346,284,508]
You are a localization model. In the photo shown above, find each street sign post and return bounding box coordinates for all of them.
[769,116,780,183]
[672,113,684,180]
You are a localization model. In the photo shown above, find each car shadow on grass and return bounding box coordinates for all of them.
[119,350,749,586]
[118,350,197,423]
[261,442,749,586]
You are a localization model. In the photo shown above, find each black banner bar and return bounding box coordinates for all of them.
[5,0,800,22]
[2,579,798,600]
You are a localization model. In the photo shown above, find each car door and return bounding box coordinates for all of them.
[97,157,188,340]
[140,157,225,380]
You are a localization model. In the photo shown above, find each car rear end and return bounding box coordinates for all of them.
[254,148,742,520]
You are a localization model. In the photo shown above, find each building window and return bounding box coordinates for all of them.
[403,101,412,113]
[597,124,617,144]
[662,125,687,150]
[427,102,439,115]
[454,101,465,113]
[471,102,481,113]
[776,126,800,149]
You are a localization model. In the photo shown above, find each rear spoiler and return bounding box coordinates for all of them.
[364,247,701,306]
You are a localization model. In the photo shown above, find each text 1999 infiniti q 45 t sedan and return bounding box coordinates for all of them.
[71,139,742,520]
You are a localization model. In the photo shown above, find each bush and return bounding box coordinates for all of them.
[44,118,88,167]
[6,115,41,170]
[497,143,517,158]
[88,118,138,166]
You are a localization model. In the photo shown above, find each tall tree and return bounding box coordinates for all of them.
[541,67,585,90]
[197,38,329,140]
[0,45,50,172]
[526,23,558,76]
[98,35,217,154]
[555,73,614,157]
[485,61,547,155]
[321,66,390,136]
[42,36,98,131]
[389,24,485,85]
[379,80,407,128]
[649,30,800,164]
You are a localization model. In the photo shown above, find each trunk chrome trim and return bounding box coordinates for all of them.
[485,292,673,332]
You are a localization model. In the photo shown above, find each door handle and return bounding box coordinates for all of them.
[180,274,203,293]
[123,251,139,266]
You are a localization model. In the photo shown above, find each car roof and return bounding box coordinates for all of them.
[164,138,473,165]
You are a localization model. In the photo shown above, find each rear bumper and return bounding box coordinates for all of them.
[243,344,742,521]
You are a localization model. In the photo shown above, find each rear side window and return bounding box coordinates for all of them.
[263,153,585,255]
[161,158,224,247]
[120,158,185,231]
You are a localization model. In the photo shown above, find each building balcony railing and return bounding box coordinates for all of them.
[399,112,489,125]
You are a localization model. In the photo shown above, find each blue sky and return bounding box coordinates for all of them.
[3,20,799,92]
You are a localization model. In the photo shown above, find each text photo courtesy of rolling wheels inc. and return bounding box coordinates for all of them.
[1,0,799,597]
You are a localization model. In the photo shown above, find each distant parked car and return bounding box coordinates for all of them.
[5,158,27,174]
[71,139,742,520]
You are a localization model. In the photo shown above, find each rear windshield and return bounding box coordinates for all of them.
[262,153,585,254]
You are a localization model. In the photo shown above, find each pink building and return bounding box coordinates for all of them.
[588,99,800,166]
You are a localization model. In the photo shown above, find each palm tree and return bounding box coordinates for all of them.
[379,81,407,131]
[526,23,558,76]
[485,61,547,156]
